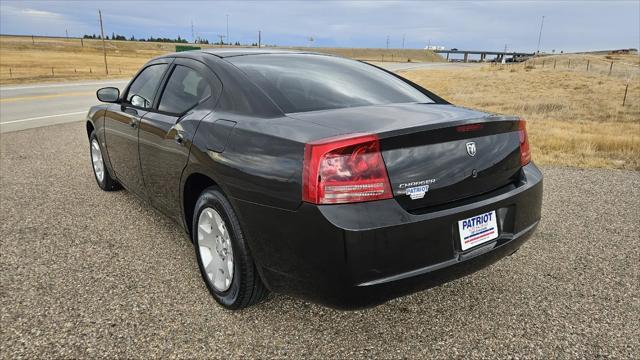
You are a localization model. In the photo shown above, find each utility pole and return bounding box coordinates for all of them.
[536,15,545,54]
[386,35,389,49]
[217,34,226,45]
[98,10,108,75]
[402,34,405,49]
[65,29,69,39]
[226,14,229,45]
[191,20,195,43]
[258,30,261,48]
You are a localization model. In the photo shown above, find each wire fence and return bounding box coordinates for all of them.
[491,56,640,81]
[1,66,140,82]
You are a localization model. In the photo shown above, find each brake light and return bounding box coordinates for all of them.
[456,123,484,132]
[302,133,393,204]
[518,119,531,166]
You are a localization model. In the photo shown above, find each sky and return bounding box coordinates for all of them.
[0,1,638,53]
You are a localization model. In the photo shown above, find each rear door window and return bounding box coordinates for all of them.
[158,65,212,114]
[126,64,168,109]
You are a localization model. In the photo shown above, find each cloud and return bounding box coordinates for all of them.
[0,3,92,37]
[1,0,638,52]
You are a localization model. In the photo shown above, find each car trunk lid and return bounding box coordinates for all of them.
[288,103,523,211]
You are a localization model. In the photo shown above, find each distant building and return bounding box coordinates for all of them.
[425,45,445,51]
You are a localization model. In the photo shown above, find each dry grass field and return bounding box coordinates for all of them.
[286,46,443,62]
[0,35,201,83]
[1,35,637,170]
[401,61,640,170]
[0,35,442,84]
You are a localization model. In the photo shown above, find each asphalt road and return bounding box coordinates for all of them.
[0,79,129,133]
[0,62,477,133]
[1,122,638,358]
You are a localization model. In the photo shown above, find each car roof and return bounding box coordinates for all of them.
[166,48,333,59]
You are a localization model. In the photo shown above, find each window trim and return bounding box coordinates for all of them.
[121,61,172,112]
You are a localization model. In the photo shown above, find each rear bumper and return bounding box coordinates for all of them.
[234,163,543,309]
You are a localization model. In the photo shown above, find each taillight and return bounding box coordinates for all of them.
[302,133,393,204]
[518,119,531,166]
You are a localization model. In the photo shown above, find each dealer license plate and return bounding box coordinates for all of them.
[458,210,498,251]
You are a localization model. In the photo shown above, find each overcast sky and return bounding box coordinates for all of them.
[1,1,638,52]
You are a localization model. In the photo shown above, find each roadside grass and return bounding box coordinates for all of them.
[401,63,640,170]
[0,36,174,83]
[0,35,443,84]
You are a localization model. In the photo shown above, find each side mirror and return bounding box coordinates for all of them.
[96,87,120,103]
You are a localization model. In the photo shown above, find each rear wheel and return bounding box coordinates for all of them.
[193,187,269,309]
[89,131,120,191]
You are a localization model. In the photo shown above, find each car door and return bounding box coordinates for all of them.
[138,58,222,221]
[104,60,170,197]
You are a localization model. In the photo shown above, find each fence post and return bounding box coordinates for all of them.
[9,68,12,78]
[51,67,54,76]
[586,60,590,72]
[542,59,545,68]
[622,83,629,106]
[90,67,92,73]
[81,38,84,47]
[31,35,35,44]
[568,59,571,69]
[609,62,613,76]
[554,58,556,69]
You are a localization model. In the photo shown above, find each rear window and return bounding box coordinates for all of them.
[227,54,433,113]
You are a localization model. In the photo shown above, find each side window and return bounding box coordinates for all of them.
[158,65,212,114]
[126,64,168,109]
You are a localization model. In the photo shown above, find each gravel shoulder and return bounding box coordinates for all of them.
[1,122,638,358]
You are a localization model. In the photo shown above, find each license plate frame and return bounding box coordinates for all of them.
[458,210,499,251]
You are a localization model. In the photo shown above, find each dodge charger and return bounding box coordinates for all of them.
[86,49,543,310]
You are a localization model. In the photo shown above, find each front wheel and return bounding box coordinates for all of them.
[89,131,120,191]
[193,187,269,309]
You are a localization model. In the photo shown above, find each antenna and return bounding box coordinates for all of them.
[536,15,545,54]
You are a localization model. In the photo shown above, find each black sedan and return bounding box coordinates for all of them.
[87,49,543,310]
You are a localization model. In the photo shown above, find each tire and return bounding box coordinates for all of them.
[192,186,269,309]
[89,131,120,191]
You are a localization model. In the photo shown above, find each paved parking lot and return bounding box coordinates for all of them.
[1,122,638,358]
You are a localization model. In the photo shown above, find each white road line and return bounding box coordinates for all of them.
[0,80,129,91]
[0,111,86,125]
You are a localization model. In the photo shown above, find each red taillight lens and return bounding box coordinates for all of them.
[518,119,531,166]
[302,133,393,204]
[456,123,484,132]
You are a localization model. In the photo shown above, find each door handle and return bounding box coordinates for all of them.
[174,133,184,144]
[129,118,137,128]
